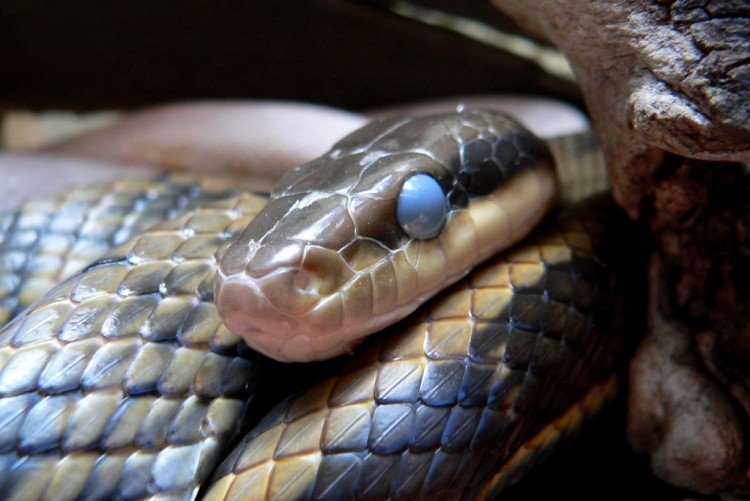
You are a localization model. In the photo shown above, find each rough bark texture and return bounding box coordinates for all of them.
[634,160,750,495]
[626,315,746,493]
[493,0,750,216]
[492,0,750,496]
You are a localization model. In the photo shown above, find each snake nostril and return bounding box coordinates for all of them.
[291,265,340,298]
[289,247,356,299]
[292,269,316,295]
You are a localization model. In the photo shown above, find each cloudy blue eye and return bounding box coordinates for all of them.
[396,173,449,239]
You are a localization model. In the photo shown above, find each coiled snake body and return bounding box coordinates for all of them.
[0,110,636,499]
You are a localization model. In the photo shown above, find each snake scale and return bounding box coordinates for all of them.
[0,110,638,500]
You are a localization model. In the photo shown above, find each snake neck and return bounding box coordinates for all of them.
[546,130,610,205]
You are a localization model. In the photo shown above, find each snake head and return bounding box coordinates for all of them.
[215,110,556,362]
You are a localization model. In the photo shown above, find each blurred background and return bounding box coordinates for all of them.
[0,1,580,109]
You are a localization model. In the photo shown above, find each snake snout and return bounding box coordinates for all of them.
[216,242,360,361]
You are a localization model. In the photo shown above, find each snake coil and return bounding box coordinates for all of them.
[0,110,637,500]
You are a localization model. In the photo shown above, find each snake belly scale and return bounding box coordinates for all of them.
[0,111,635,500]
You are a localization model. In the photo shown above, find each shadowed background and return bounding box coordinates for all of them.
[0,1,581,111]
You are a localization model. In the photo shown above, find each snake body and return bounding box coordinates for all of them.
[0,111,636,499]
[0,177,283,500]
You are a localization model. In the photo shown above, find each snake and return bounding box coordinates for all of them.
[0,108,637,500]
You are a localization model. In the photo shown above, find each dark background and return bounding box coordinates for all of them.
[0,0,581,111]
[0,1,690,498]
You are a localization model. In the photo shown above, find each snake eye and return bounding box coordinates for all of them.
[396,173,448,239]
